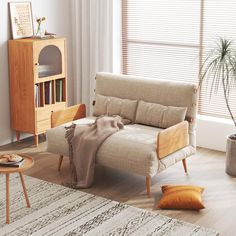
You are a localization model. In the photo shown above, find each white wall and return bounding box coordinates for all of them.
[0,0,73,146]
[196,115,235,152]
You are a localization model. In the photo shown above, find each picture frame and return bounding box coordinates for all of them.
[9,2,34,39]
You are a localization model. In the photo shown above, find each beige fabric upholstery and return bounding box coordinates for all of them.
[46,117,195,177]
[96,123,195,176]
[162,106,187,128]
[96,72,198,147]
[135,100,187,128]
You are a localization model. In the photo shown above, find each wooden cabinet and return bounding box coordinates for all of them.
[8,38,67,146]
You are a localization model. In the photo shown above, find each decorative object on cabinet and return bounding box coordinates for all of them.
[9,2,34,39]
[35,16,46,37]
[8,37,67,146]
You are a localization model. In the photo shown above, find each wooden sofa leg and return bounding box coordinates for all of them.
[182,159,187,173]
[146,176,151,196]
[58,155,64,171]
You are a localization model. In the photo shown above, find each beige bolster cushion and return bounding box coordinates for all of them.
[93,94,109,116]
[135,100,187,128]
[93,94,138,122]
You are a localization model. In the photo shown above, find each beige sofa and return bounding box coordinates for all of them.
[46,72,198,194]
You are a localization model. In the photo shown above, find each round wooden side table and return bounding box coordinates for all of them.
[0,154,34,224]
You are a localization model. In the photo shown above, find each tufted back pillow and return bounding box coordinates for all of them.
[135,100,187,128]
[93,94,109,116]
[93,94,138,122]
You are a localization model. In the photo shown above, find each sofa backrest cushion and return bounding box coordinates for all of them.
[93,94,138,122]
[93,94,109,116]
[95,72,198,147]
[162,105,187,128]
[135,100,187,128]
[108,96,138,121]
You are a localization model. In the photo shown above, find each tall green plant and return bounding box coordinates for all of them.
[199,38,236,128]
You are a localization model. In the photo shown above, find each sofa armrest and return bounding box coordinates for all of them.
[51,104,86,128]
[157,121,189,159]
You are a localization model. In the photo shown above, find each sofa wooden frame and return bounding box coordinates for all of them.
[51,104,190,196]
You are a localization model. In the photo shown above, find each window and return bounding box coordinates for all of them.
[122,0,236,119]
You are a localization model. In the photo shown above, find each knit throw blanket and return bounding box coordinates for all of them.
[65,116,127,188]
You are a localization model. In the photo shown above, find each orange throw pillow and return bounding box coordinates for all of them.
[157,185,205,210]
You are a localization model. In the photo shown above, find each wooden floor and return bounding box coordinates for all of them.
[1,136,236,235]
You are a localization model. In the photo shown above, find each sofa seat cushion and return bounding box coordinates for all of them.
[96,123,161,177]
[46,117,196,177]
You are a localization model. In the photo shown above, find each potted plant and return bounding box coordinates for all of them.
[199,38,236,176]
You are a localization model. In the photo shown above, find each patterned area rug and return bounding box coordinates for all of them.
[0,174,218,236]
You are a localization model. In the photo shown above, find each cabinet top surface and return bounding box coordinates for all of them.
[8,37,65,43]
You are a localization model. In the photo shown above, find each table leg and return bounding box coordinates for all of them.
[19,172,31,208]
[6,173,10,224]
[34,135,39,147]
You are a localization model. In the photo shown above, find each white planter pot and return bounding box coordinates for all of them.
[225,134,236,176]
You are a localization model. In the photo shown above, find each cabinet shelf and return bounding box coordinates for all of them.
[35,74,65,83]
[35,78,66,107]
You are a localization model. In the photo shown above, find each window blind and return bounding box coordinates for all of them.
[199,0,236,119]
[122,0,236,119]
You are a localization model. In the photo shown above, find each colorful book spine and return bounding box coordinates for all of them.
[56,79,63,102]
[45,81,52,104]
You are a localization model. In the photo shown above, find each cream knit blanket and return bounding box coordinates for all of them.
[66,116,126,188]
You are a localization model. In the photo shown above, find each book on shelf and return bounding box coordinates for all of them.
[56,79,63,102]
[45,81,52,104]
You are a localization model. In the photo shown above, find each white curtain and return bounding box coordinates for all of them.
[71,0,115,114]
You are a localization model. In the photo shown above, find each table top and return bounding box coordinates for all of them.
[0,154,34,173]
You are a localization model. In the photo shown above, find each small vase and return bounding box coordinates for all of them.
[35,25,45,38]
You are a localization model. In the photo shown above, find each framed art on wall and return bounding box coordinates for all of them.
[9,2,34,39]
